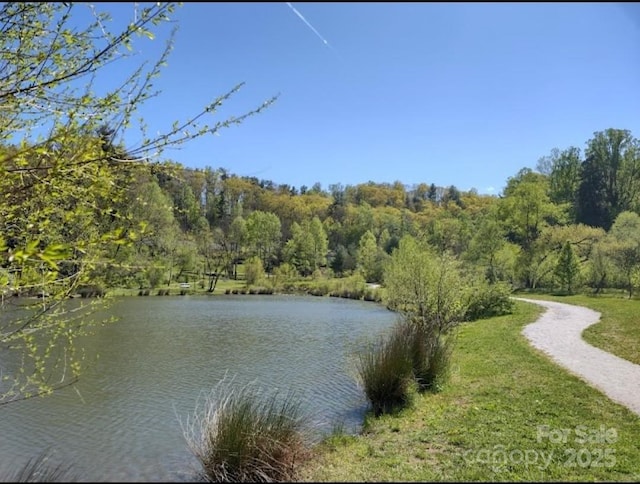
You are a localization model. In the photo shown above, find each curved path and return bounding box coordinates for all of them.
[516,297,640,417]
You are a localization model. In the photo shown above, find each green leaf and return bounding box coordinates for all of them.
[26,240,40,255]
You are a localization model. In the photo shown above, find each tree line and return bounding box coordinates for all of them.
[5,127,640,299]
[30,127,631,300]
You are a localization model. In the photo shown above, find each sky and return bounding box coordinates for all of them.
[91,2,640,195]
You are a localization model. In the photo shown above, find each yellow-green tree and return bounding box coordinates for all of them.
[0,2,275,405]
[606,211,640,297]
[384,235,466,333]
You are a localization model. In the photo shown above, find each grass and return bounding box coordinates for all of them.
[181,378,311,482]
[516,292,640,365]
[357,319,456,417]
[106,278,247,297]
[0,453,76,482]
[301,300,640,481]
[98,267,387,302]
[356,321,415,416]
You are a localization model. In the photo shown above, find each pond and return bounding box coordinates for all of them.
[0,295,397,482]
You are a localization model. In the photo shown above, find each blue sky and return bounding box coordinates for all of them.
[100,2,640,195]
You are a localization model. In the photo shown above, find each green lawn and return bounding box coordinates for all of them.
[517,293,640,366]
[301,300,640,481]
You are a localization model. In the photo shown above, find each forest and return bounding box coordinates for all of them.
[5,127,640,300]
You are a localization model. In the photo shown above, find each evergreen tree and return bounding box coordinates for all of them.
[554,241,581,293]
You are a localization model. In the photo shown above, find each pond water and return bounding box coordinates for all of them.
[0,295,397,482]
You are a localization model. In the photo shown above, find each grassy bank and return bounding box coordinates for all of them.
[105,274,385,302]
[302,300,640,481]
[517,293,640,366]
[105,278,246,297]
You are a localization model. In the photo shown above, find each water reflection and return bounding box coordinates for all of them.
[0,295,396,482]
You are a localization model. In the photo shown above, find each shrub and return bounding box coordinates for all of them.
[182,379,310,483]
[363,288,382,302]
[464,277,514,321]
[244,256,265,287]
[356,321,414,416]
[77,285,106,298]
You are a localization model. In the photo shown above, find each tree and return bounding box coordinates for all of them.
[537,147,582,221]
[466,215,506,283]
[498,168,561,288]
[586,242,610,294]
[283,216,328,276]
[0,2,276,405]
[576,154,614,230]
[244,256,265,287]
[283,222,314,276]
[384,235,466,333]
[329,244,355,276]
[576,129,640,230]
[606,211,640,297]
[554,241,581,293]
[245,211,282,272]
[356,230,386,283]
[442,185,463,208]
[427,183,438,204]
[228,216,248,279]
[308,216,329,270]
[197,227,230,293]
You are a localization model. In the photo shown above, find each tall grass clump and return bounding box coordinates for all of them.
[360,320,455,403]
[397,321,458,394]
[182,378,311,482]
[410,328,455,392]
[356,320,415,416]
[0,453,76,482]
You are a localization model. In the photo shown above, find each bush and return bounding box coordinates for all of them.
[77,285,106,298]
[244,256,265,287]
[363,288,382,302]
[356,321,414,416]
[182,379,310,483]
[464,278,514,321]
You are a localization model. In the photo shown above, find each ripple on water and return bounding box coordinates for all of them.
[0,295,396,481]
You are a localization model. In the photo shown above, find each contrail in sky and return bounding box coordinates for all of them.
[285,2,330,47]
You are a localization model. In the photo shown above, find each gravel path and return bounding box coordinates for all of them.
[516,297,640,417]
